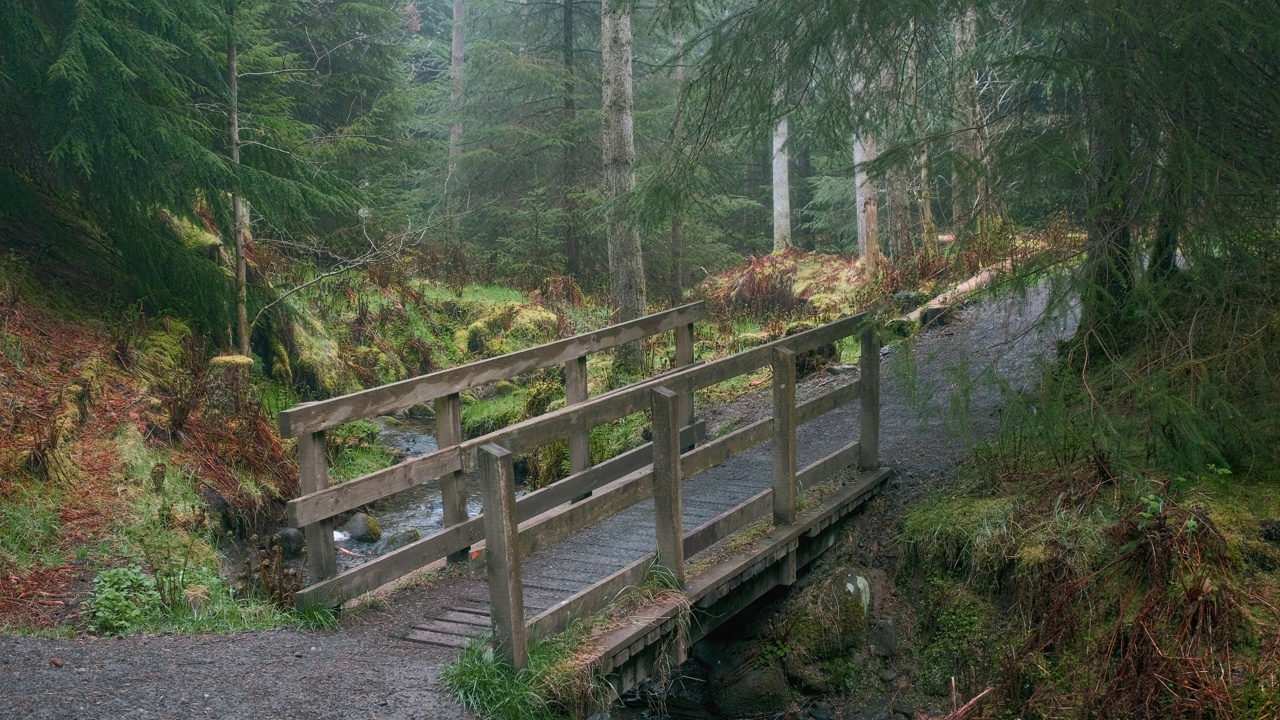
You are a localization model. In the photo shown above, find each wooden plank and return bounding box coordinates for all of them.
[295,515,485,608]
[674,322,696,433]
[797,380,860,424]
[437,610,492,627]
[683,489,772,559]
[859,325,881,470]
[279,303,706,437]
[772,348,798,526]
[414,620,488,637]
[513,422,702,523]
[480,444,527,669]
[298,431,336,594]
[287,448,462,528]
[525,554,654,642]
[681,417,771,478]
[564,355,591,484]
[517,467,654,559]
[796,440,861,490]
[436,392,469,564]
[651,387,685,586]
[403,629,471,648]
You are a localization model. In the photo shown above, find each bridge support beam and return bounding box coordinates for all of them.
[436,392,470,564]
[565,355,592,502]
[674,322,696,447]
[859,326,881,470]
[772,348,798,525]
[299,430,337,590]
[480,443,527,669]
[651,387,685,586]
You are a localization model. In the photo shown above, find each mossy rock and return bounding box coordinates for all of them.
[138,318,193,383]
[784,320,838,376]
[291,312,356,397]
[458,303,559,357]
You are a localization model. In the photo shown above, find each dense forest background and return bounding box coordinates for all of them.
[2,1,1280,717]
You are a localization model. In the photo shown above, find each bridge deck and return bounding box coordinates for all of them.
[405,371,875,647]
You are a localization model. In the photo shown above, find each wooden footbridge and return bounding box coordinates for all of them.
[279,301,886,690]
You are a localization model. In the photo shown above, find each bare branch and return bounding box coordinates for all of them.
[238,34,376,79]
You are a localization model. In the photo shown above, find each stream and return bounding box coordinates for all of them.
[333,418,485,562]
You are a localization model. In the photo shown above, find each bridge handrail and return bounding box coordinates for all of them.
[287,309,868,527]
[287,301,705,591]
[278,302,705,438]
[477,314,884,667]
[290,309,880,609]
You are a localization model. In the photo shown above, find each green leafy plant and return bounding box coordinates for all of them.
[86,565,161,636]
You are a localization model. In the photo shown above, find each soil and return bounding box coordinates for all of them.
[0,284,1074,720]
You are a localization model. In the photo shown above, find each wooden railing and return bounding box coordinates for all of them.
[280,303,705,601]
[470,312,882,668]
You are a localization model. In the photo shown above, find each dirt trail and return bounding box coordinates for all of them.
[0,286,1074,720]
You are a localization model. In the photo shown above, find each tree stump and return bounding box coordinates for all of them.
[206,355,253,418]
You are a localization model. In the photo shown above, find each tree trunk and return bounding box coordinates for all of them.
[772,112,791,252]
[952,3,979,233]
[518,0,528,62]
[1150,175,1181,282]
[888,165,913,262]
[1078,118,1136,353]
[562,0,581,278]
[910,26,936,253]
[854,133,880,275]
[670,30,685,306]
[448,0,465,179]
[601,0,647,373]
[228,4,249,357]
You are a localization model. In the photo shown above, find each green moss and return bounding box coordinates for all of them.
[901,495,1016,581]
[916,580,997,695]
[328,420,397,484]
[461,392,525,438]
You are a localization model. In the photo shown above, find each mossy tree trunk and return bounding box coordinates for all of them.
[601,0,647,373]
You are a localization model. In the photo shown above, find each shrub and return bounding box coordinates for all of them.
[86,565,161,636]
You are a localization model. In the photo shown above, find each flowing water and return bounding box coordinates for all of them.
[334,418,485,559]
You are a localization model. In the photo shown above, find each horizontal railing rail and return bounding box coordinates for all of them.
[278,302,705,438]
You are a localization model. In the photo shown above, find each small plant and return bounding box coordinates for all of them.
[86,565,161,636]
[758,640,789,666]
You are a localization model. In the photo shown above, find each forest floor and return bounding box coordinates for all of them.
[0,282,1074,720]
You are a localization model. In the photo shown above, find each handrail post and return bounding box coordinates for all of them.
[435,392,470,563]
[565,355,592,501]
[299,430,337,593]
[651,387,685,587]
[772,348,798,525]
[674,322,696,448]
[859,325,881,470]
[480,443,527,669]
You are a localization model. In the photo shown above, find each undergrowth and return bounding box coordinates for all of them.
[443,562,689,719]
[900,253,1280,718]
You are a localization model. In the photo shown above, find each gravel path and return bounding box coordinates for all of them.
[0,286,1074,720]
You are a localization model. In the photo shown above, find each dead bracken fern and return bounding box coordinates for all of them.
[1009,497,1243,719]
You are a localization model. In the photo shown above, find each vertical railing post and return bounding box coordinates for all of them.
[435,392,470,563]
[859,325,881,470]
[772,347,798,526]
[480,443,527,669]
[564,355,592,501]
[674,322,696,445]
[651,386,685,587]
[299,430,337,591]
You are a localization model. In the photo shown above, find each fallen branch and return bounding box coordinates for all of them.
[925,687,993,720]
